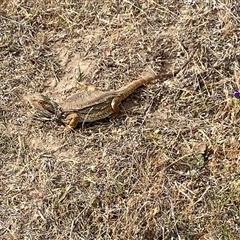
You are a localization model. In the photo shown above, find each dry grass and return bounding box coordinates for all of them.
[1,0,240,239]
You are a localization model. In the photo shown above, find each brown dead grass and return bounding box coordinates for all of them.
[1,0,240,239]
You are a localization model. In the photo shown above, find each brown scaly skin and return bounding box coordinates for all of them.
[27,46,198,133]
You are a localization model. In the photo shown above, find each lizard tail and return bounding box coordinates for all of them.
[113,43,199,103]
[114,74,159,102]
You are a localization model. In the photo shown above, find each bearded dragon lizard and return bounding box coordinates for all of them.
[28,46,197,132]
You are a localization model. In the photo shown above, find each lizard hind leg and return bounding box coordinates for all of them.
[111,98,120,119]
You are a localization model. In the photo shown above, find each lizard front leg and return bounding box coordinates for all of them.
[64,113,80,133]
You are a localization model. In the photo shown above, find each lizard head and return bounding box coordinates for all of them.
[27,93,61,121]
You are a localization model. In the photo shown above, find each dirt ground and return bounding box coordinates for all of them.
[1,0,240,239]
